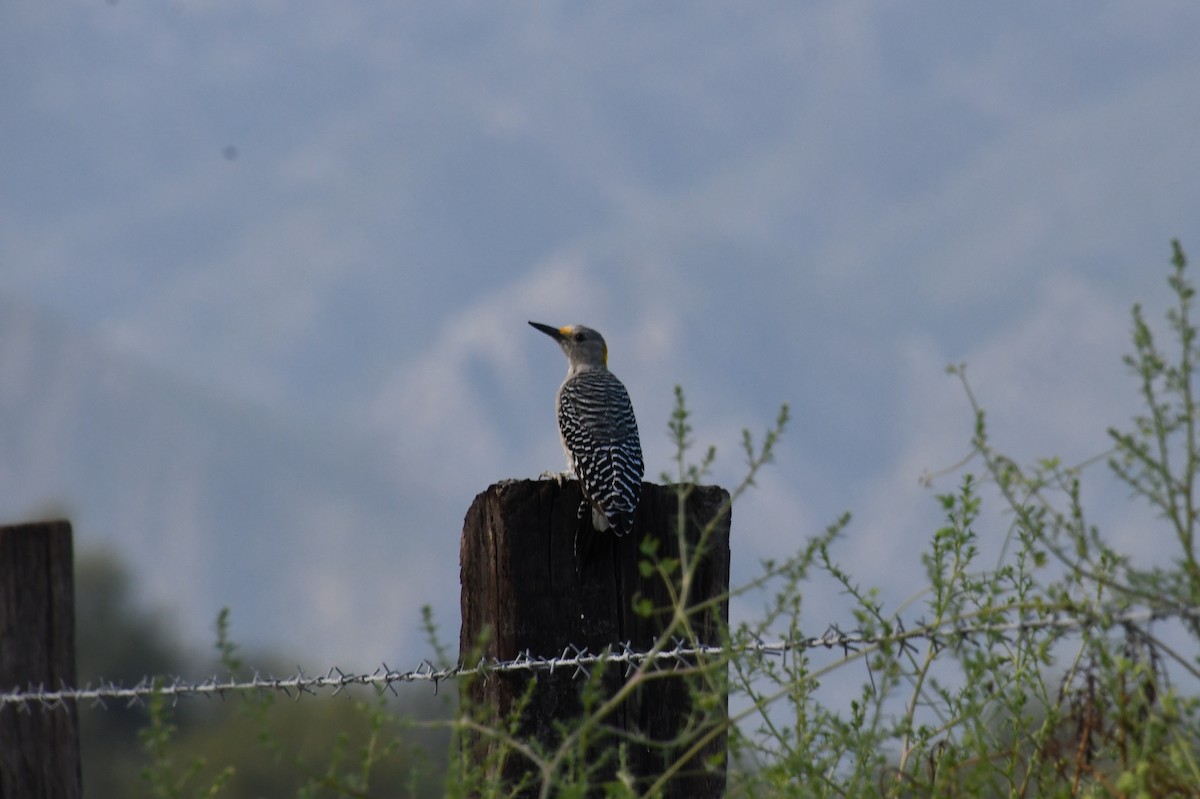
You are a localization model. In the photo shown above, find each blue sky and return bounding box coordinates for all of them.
[2,2,1198,665]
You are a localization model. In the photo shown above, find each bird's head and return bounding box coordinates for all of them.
[529,322,608,371]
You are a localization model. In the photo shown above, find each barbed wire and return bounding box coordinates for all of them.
[3,601,1197,712]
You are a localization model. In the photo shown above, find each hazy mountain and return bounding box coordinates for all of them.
[0,301,453,666]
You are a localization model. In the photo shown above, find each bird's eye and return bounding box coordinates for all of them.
[573,333,585,342]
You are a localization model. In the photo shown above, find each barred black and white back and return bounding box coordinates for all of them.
[557,369,644,536]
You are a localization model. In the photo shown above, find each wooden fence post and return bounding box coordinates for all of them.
[0,520,81,799]
[459,480,730,798]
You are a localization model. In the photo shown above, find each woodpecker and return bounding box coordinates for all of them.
[529,322,644,536]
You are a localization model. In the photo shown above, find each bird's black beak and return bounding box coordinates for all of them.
[529,321,567,342]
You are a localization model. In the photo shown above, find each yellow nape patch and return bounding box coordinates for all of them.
[602,344,608,366]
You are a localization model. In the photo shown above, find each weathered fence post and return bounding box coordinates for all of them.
[0,520,81,799]
[460,480,730,798]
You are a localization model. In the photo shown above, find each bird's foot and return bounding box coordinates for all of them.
[583,503,615,533]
